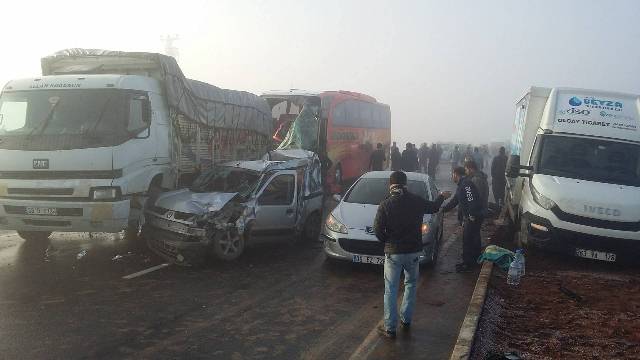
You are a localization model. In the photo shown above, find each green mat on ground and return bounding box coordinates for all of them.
[477,245,515,271]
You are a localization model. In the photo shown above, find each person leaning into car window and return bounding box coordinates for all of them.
[373,171,451,339]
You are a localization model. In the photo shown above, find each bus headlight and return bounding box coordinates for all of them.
[530,182,556,210]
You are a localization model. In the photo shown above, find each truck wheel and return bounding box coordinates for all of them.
[17,231,52,242]
[212,228,245,261]
[125,183,162,243]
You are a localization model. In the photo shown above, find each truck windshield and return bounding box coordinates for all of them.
[190,167,261,197]
[0,89,146,150]
[537,135,640,187]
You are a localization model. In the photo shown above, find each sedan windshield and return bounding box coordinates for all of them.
[190,166,261,197]
[344,178,428,205]
[537,135,640,187]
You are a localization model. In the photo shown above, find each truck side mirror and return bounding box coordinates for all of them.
[506,155,521,178]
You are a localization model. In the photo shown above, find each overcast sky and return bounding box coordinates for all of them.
[2,0,639,145]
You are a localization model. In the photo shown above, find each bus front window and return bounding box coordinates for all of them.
[277,102,320,152]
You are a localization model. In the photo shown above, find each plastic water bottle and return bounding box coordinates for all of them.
[507,259,521,286]
[515,249,525,276]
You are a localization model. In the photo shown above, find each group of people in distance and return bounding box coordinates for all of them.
[386,142,442,178]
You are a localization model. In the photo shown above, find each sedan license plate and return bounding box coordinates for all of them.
[25,207,58,216]
[575,248,616,262]
[352,254,385,265]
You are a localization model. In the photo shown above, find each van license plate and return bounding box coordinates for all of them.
[25,207,58,216]
[575,248,616,262]
[352,254,385,265]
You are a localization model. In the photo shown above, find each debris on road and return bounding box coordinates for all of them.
[76,250,88,261]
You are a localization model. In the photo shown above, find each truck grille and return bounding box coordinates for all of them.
[338,238,384,256]
[7,188,74,196]
[551,206,640,232]
[22,219,71,227]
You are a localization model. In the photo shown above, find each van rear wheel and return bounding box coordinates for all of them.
[17,231,52,242]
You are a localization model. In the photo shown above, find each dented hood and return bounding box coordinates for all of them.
[154,189,238,215]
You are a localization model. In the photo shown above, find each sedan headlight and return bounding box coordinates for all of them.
[530,182,556,210]
[90,187,121,201]
[325,214,348,234]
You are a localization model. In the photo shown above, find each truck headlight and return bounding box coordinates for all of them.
[90,187,121,201]
[530,182,555,210]
[325,214,348,234]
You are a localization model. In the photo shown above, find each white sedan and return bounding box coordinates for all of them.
[322,171,444,265]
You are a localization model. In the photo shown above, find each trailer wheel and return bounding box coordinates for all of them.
[212,227,245,261]
[17,231,52,242]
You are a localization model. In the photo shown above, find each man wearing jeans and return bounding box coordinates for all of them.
[373,171,451,339]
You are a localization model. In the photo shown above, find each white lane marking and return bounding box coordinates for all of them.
[122,263,170,280]
[349,231,460,360]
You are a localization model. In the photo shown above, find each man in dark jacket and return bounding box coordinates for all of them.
[465,160,489,217]
[443,167,483,272]
[491,146,508,207]
[401,143,419,172]
[369,143,387,171]
[390,146,402,171]
[373,171,451,338]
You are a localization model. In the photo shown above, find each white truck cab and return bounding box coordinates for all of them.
[506,87,640,263]
[0,74,173,240]
[0,49,273,243]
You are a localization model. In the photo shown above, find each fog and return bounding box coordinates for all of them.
[1,0,639,145]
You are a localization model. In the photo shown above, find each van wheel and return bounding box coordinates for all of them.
[212,228,245,261]
[17,231,52,242]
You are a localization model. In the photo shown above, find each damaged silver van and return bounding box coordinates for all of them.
[143,150,323,265]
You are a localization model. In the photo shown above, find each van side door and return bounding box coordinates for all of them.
[251,170,298,241]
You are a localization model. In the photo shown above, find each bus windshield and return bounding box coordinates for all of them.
[276,102,320,152]
[537,135,640,187]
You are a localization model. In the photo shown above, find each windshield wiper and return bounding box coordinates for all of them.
[27,100,61,138]
[83,95,113,138]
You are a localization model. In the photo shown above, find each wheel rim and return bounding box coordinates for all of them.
[219,230,241,255]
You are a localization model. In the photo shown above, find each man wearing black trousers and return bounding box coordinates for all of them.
[442,166,483,272]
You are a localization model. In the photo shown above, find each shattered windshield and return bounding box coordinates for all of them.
[276,102,320,152]
[190,166,261,196]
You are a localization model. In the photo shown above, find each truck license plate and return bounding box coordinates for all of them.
[25,207,58,216]
[575,248,616,262]
[352,254,385,265]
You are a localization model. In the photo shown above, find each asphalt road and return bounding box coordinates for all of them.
[0,164,482,360]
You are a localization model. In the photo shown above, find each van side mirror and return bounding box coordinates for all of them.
[506,154,533,178]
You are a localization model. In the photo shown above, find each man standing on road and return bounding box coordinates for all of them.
[427,143,440,179]
[465,160,489,218]
[369,143,387,171]
[401,143,418,172]
[391,145,402,171]
[472,147,484,171]
[373,171,451,339]
[491,146,508,208]
[442,167,483,273]
[418,143,430,174]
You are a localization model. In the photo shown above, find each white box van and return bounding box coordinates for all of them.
[505,87,640,262]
